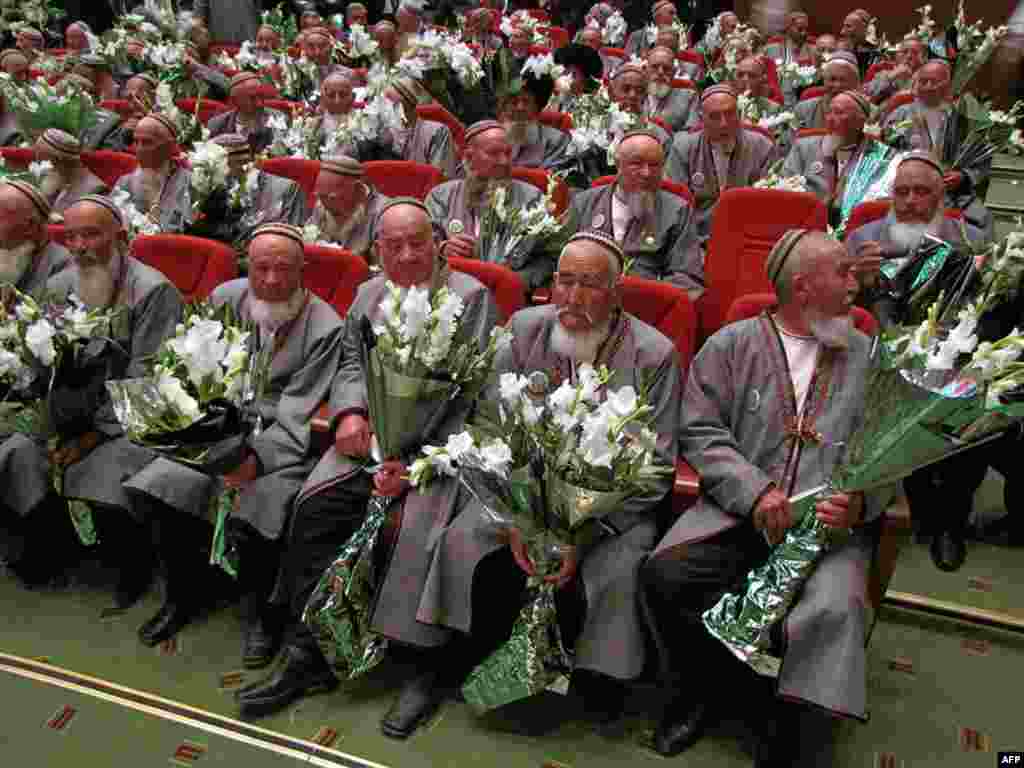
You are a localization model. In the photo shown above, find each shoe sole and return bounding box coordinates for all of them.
[237,679,339,719]
[380,700,443,740]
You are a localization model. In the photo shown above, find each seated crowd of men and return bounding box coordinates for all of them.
[0,1,1014,765]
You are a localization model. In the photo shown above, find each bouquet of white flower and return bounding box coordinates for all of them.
[267,110,320,159]
[400,29,484,89]
[155,82,207,147]
[110,188,162,238]
[215,40,263,72]
[342,24,379,63]
[477,174,568,265]
[277,52,320,103]
[599,11,628,46]
[187,139,230,214]
[500,11,546,46]
[775,59,818,93]
[753,173,809,192]
[566,88,637,166]
[950,0,1008,95]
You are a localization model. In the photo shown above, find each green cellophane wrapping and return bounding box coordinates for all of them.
[207,488,239,579]
[302,495,392,681]
[460,475,629,713]
[0,400,97,547]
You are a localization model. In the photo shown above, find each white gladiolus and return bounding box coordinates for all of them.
[156,369,201,421]
[25,319,56,366]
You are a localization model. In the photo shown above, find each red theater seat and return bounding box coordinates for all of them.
[98,99,135,119]
[0,147,35,169]
[258,156,320,207]
[726,292,879,336]
[416,104,466,153]
[131,234,238,302]
[447,256,526,323]
[364,160,446,201]
[591,175,693,205]
[799,85,825,101]
[82,150,138,188]
[303,244,370,317]
[510,166,570,216]
[175,98,230,126]
[538,110,572,133]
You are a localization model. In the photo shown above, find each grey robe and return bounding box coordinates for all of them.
[665,127,775,241]
[296,272,498,648]
[207,108,288,155]
[418,306,681,679]
[570,182,704,297]
[113,166,193,233]
[51,168,109,215]
[56,259,185,511]
[884,100,994,238]
[425,178,555,291]
[509,122,571,170]
[232,171,309,243]
[194,0,260,45]
[305,187,391,263]
[794,94,828,131]
[0,242,74,519]
[654,315,894,718]
[363,119,458,181]
[81,109,122,151]
[124,282,344,539]
[647,88,700,134]
[781,135,892,219]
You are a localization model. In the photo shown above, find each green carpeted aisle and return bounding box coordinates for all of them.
[3,555,1024,767]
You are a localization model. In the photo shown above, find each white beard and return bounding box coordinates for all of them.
[0,240,37,285]
[890,211,944,252]
[504,120,529,146]
[75,247,122,309]
[40,170,65,200]
[649,82,671,99]
[551,313,613,363]
[249,288,306,337]
[807,308,853,349]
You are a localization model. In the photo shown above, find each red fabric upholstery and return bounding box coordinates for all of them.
[510,166,570,216]
[47,224,67,246]
[257,157,320,207]
[447,256,526,323]
[364,160,446,200]
[620,276,697,379]
[175,98,230,126]
[303,244,370,316]
[865,60,894,83]
[844,199,964,238]
[591,175,694,205]
[799,85,826,101]
[650,116,671,134]
[0,147,35,169]
[881,91,915,119]
[416,104,466,153]
[672,78,697,91]
[528,45,553,56]
[81,150,138,188]
[98,99,135,118]
[725,292,879,336]
[253,82,282,98]
[538,110,572,133]
[677,49,704,69]
[796,127,829,139]
[543,26,569,49]
[601,46,626,60]
[131,234,238,301]
[698,188,828,340]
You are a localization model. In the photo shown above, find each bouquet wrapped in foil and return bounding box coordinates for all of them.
[408,365,671,711]
[703,252,1024,675]
[303,283,511,680]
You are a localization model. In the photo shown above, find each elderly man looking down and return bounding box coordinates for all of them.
[112,113,192,233]
[643,230,893,762]
[374,76,458,179]
[34,130,108,218]
[306,156,392,262]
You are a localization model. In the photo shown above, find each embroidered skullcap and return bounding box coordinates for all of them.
[766,228,811,286]
[306,26,335,43]
[2,179,51,219]
[465,119,505,144]
[130,72,159,89]
[563,230,625,271]
[212,133,252,155]
[70,194,125,226]
[823,50,859,74]
[618,128,665,149]
[320,155,364,177]
[611,62,645,80]
[375,19,397,31]
[700,83,738,104]
[19,27,44,43]
[78,52,109,70]
[837,89,872,117]
[375,196,431,228]
[142,112,178,140]
[348,2,367,10]
[652,1,675,16]
[0,49,27,68]
[38,129,81,159]
[897,150,944,177]
[252,223,305,252]
[230,71,262,90]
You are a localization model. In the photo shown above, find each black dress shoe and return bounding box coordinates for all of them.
[930,529,967,572]
[651,699,708,757]
[381,668,447,739]
[138,602,191,647]
[242,620,282,669]
[236,644,337,718]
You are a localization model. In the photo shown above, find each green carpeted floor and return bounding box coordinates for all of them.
[3,551,1024,768]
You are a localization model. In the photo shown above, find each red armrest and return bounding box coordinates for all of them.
[311,402,332,433]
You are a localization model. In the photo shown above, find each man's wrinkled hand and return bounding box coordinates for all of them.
[816,492,863,528]
[753,487,793,545]
[50,432,101,467]
[335,413,371,457]
[373,460,409,497]
[545,545,578,589]
[854,241,883,286]
[506,526,535,577]
[444,234,477,259]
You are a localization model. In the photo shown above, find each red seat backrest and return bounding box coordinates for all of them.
[620,276,698,378]
[416,104,466,154]
[98,99,135,119]
[258,157,321,207]
[528,44,553,57]
[447,256,526,324]
[677,50,704,68]
[699,188,827,340]
[82,150,138,188]
[364,160,446,201]
[131,234,238,301]
[254,82,283,99]
[303,244,370,317]
[601,46,626,60]
[175,98,230,126]
[510,166,570,216]
[591,175,694,205]
[880,91,915,120]
[526,9,550,23]
[726,292,879,336]
[672,78,697,91]
[800,85,826,101]
[538,109,572,133]
[0,147,35,170]
[796,127,829,139]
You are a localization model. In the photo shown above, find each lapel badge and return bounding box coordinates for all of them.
[592,213,606,229]
[692,172,705,187]
[448,219,465,236]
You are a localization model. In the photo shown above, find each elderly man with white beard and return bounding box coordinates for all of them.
[207,72,289,155]
[306,156,391,263]
[793,51,862,131]
[112,113,193,233]
[403,232,681,731]
[427,120,556,291]
[624,0,680,59]
[34,130,109,218]
[643,230,893,762]
[608,64,672,150]
[113,223,345,652]
[315,73,359,155]
[846,152,986,329]
[665,84,775,244]
[0,182,76,588]
[44,196,183,611]
[570,130,704,298]
[493,69,570,171]
[234,200,498,722]
[645,47,700,133]
[82,73,158,152]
